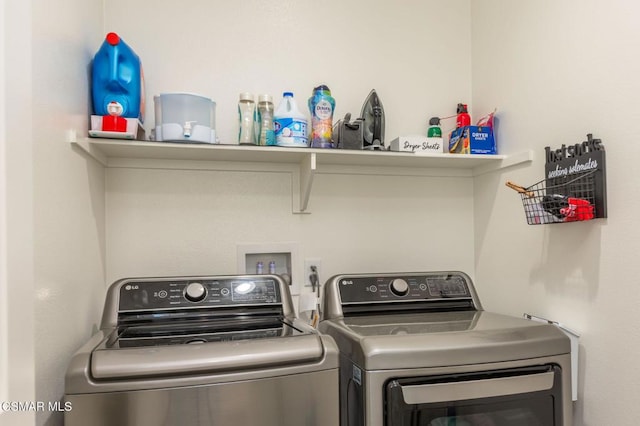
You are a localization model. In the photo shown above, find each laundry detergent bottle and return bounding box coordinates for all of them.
[274,92,308,147]
[308,85,335,148]
[91,32,145,124]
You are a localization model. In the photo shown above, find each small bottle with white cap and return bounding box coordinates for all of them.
[238,93,256,144]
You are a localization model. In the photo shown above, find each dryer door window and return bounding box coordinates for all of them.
[385,365,563,426]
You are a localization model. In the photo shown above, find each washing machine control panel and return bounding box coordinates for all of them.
[118,277,281,311]
[338,273,471,304]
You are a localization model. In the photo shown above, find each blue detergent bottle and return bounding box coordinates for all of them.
[91,32,145,123]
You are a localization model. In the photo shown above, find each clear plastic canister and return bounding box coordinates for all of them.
[256,94,276,146]
[238,92,256,144]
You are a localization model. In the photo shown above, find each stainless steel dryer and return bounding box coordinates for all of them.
[318,271,572,426]
[65,274,339,426]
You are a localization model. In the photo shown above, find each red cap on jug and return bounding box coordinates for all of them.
[106,32,120,45]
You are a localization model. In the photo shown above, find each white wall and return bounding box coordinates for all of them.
[103,1,476,293]
[30,0,105,425]
[471,1,640,425]
[106,170,475,288]
[0,0,7,407]
[104,0,472,143]
[2,0,36,425]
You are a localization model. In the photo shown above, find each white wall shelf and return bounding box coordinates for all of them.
[70,137,533,213]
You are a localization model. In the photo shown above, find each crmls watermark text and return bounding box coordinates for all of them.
[0,401,72,412]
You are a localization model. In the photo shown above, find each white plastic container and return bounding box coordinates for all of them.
[154,93,216,144]
[274,92,308,147]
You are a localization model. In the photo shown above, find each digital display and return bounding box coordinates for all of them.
[426,277,468,297]
[232,279,277,303]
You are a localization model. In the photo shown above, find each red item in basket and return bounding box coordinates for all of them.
[560,198,594,221]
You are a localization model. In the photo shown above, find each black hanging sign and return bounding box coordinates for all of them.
[544,133,607,218]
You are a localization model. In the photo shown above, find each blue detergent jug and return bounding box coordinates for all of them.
[91,32,145,123]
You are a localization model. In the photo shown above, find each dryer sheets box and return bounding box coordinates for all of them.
[390,135,444,153]
[448,125,496,154]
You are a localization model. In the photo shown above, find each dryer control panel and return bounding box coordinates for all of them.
[337,273,471,304]
[118,276,282,312]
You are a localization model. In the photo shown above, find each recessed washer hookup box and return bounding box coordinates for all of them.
[390,135,444,153]
[449,125,496,154]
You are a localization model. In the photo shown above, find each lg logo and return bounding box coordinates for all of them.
[124,284,139,290]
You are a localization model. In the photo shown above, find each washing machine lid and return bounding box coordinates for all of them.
[112,316,296,348]
[319,311,570,370]
[91,320,325,379]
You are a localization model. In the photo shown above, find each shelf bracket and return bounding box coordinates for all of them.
[68,131,108,166]
[292,153,316,214]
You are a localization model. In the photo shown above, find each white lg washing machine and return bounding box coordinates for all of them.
[319,271,572,426]
[65,274,339,426]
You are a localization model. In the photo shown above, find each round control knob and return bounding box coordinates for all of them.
[184,282,207,302]
[390,278,409,296]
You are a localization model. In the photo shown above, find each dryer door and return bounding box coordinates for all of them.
[385,365,563,426]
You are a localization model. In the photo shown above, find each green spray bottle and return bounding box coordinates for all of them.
[427,117,442,138]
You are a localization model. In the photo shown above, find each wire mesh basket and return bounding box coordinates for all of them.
[507,170,597,225]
